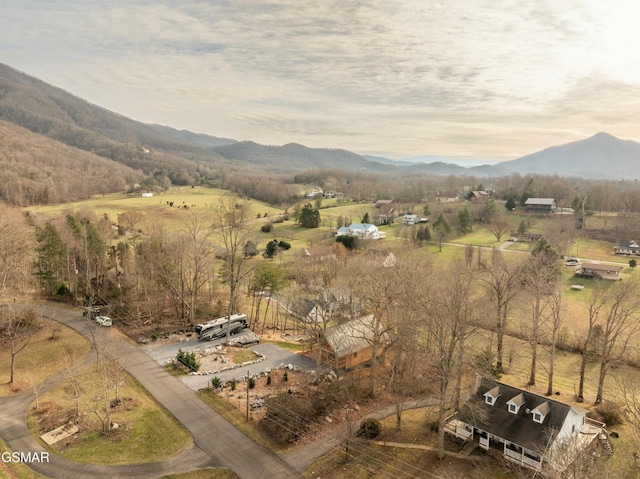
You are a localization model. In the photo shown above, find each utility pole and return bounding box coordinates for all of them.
[246,370,250,422]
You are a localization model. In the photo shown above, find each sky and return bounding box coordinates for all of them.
[2,1,640,161]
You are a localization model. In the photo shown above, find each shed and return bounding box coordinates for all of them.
[524,198,557,214]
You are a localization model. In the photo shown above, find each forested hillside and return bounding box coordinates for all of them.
[0,121,144,205]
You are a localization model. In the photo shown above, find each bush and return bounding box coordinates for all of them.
[336,235,359,250]
[176,349,200,372]
[261,223,273,233]
[230,379,237,391]
[248,377,256,389]
[267,375,272,386]
[278,240,291,250]
[211,376,222,389]
[357,418,382,439]
[593,402,623,426]
[283,370,288,382]
[473,347,501,379]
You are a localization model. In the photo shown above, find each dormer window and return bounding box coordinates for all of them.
[532,401,550,424]
[484,386,500,406]
[506,393,525,415]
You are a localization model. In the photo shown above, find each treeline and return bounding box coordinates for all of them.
[291,168,640,215]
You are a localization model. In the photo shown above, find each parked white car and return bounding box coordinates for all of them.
[95,315,112,327]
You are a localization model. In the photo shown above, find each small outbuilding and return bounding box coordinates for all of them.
[524,198,557,214]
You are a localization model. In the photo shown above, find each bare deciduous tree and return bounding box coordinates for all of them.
[488,214,511,242]
[0,206,36,295]
[594,277,640,404]
[422,259,479,459]
[478,248,523,373]
[212,197,255,342]
[0,307,42,384]
[181,212,216,325]
[546,287,564,396]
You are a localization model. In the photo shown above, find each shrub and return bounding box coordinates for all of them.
[264,239,279,259]
[593,402,623,426]
[261,223,273,233]
[176,349,200,372]
[230,379,237,391]
[473,347,501,379]
[336,235,358,250]
[277,240,291,250]
[248,377,256,389]
[211,376,223,389]
[283,370,288,382]
[357,418,382,439]
[266,375,272,386]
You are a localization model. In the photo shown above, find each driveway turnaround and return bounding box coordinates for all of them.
[0,305,301,479]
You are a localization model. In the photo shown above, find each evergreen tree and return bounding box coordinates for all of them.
[299,203,321,228]
[457,207,473,235]
[505,197,517,210]
[263,240,280,259]
[35,222,67,296]
[362,212,370,224]
[433,213,451,251]
[336,235,358,250]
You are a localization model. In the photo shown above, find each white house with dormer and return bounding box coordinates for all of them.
[336,223,386,240]
[445,379,606,472]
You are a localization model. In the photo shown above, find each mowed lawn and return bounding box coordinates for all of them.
[0,321,90,396]
[28,368,192,465]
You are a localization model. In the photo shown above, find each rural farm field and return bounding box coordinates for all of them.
[5,184,640,479]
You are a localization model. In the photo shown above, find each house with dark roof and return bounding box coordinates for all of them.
[320,315,389,369]
[614,240,640,256]
[468,190,491,203]
[291,298,327,323]
[574,262,623,280]
[445,379,605,472]
[524,198,557,214]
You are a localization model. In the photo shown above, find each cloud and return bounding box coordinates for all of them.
[1,0,640,158]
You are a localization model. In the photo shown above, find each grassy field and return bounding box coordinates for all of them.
[25,187,283,230]
[27,369,191,465]
[0,320,89,396]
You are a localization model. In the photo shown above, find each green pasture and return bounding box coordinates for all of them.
[26,187,282,229]
[27,369,191,465]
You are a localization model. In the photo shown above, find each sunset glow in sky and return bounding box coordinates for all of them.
[2,1,640,160]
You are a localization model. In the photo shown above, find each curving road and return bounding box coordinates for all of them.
[0,305,301,479]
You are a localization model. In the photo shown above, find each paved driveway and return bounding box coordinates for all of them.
[0,305,301,479]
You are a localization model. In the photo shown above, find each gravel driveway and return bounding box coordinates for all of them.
[143,335,316,391]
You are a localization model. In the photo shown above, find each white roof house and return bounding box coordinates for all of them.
[336,223,386,240]
[402,214,420,225]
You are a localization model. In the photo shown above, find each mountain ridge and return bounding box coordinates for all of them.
[0,61,638,180]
